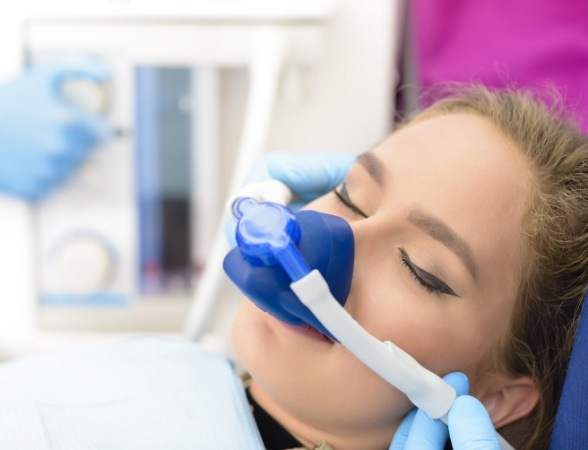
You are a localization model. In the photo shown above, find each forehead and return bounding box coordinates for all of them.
[371,113,532,285]
[374,113,530,197]
[383,113,518,171]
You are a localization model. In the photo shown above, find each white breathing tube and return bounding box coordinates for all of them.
[291,270,457,419]
[231,179,515,450]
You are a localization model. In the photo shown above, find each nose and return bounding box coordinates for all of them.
[224,206,355,339]
[301,196,379,310]
[339,216,388,316]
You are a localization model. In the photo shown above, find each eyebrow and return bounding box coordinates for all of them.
[356,151,477,281]
[357,152,385,186]
[408,208,478,281]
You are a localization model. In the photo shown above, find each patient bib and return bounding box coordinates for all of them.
[0,337,264,450]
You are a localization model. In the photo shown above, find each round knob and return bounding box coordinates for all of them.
[50,235,114,295]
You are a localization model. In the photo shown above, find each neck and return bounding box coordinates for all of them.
[249,379,398,450]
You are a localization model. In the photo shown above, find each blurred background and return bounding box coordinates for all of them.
[0,0,399,359]
[0,0,585,361]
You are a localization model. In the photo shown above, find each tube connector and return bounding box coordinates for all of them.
[232,197,311,281]
[226,179,293,222]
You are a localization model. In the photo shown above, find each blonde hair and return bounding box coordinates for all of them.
[409,86,588,450]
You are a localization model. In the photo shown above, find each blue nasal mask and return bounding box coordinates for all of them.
[223,197,354,340]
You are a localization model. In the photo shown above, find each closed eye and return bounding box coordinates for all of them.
[399,248,459,297]
[333,184,368,218]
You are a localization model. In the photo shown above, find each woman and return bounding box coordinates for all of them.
[229,87,588,449]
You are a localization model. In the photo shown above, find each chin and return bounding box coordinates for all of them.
[231,300,415,440]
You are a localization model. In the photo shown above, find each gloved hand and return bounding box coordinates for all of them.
[390,372,501,450]
[255,152,355,210]
[0,54,112,200]
[226,152,355,245]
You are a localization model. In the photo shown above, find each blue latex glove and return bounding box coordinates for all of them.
[0,54,112,200]
[226,152,355,245]
[390,372,501,450]
[255,152,355,209]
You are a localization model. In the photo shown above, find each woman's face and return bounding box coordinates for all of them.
[232,113,533,448]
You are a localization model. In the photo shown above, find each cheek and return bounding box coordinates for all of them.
[346,236,495,378]
[351,292,489,377]
[304,196,499,375]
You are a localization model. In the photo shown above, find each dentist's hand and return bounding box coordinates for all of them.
[226,152,355,245]
[259,152,356,210]
[0,55,112,200]
[390,372,501,450]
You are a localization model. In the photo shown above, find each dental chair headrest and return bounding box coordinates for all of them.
[549,289,588,448]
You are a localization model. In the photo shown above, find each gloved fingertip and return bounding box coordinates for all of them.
[443,372,470,396]
[448,396,500,449]
[49,53,112,82]
[339,153,356,167]
[404,409,449,449]
[399,409,418,430]
[451,395,489,417]
[389,409,417,450]
[267,158,295,181]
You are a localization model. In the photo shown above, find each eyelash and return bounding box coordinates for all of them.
[399,249,458,297]
[332,186,368,218]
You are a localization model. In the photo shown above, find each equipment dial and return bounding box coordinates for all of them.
[49,232,115,295]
